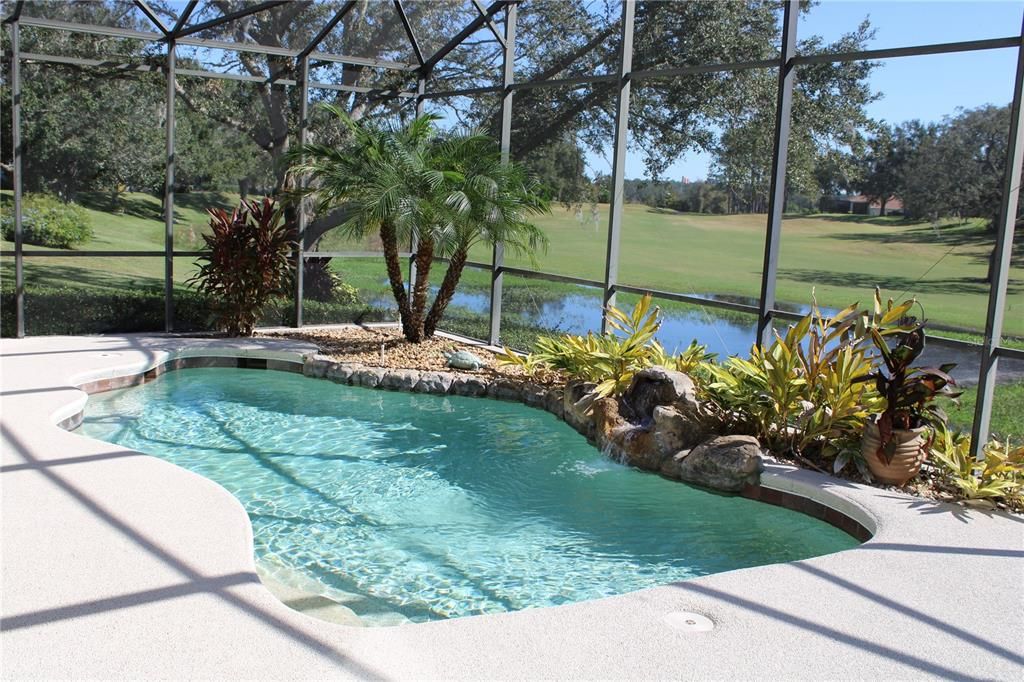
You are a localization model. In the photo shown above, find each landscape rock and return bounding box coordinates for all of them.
[449,373,489,397]
[414,372,453,394]
[665,434,764,491]
[353,367,386,388]
[519,382,548,408]
[487,378,524,402]
[621,367,698,422]
[544,387,565,419]
[652,404,707,456]
[592,397,626,441]
[563,380,599,435]
[592,397,671,471]
[620,427,664,470]
[326,363,359,384]
[592,398,630,460]
[303,356,331,379]
[296,328,760,495]
[380,368,421,391]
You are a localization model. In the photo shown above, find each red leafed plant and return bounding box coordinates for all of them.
[188,198,294,336]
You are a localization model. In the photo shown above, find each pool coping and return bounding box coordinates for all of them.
[2,334,1022,680]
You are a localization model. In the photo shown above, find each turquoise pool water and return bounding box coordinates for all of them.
[80,368,858,625]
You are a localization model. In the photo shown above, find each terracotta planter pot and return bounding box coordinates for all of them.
[862,419,928,486]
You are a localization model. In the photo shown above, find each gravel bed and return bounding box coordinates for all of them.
[262,326,537,381]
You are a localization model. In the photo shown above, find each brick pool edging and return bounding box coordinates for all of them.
[60,350,874,542]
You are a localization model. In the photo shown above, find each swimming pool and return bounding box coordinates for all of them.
[80,367,859,625]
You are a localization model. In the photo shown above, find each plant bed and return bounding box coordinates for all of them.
[260,325,560,385]
[263,299,1024,514]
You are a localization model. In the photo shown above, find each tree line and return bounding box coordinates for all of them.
[1,1,1017,232]
[858,105,1018,226]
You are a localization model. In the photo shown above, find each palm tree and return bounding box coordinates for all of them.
[423,136,549,337]
[288,106,548,342]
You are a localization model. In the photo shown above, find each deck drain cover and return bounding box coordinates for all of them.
[663,611,714,633]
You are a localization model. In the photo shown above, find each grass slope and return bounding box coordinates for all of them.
[473,203,1021,337]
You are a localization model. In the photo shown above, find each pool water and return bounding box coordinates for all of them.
[80,368,858,625]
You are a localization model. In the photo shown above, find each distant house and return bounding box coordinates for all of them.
[820,194,904,216]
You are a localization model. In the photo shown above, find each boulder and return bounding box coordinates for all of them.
[620,427,664,470]
[621,367,699,422]
[326,363,358,384]
[414,372,453,394]
[652,404,707,456]
[591,397,632,462]
[380,368,421,391]
[487,378,523,402]
[353,367,385,388]
[562,380,599,435]
[449,373,489,397]
[544,387,565,419]
[519,382,548,408]
[591,398,668,470]
[662,435,763,492]
[592,397,625,441]
[303,356,331,379]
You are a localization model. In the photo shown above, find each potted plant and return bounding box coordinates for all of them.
[859,324,962,485]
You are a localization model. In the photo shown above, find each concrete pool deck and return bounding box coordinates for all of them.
[1,334,1022,680]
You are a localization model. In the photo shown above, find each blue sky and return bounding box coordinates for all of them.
[614,0,1024,181]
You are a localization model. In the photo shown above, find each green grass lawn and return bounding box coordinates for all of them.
[469,203,1022,337]
[945,381,1024,441]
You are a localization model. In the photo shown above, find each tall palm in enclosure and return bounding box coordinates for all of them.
[423,136,549,338]
[288,106,549,343]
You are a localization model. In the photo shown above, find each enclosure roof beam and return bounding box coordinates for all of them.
[174,34,415,71]
[471,0,506,49]
[420,34,1019,95]
[171,0,199,35]
[1,1,23,25]
[295,0,357,62]
[171,0,290,39]
[419,0,512,75]
[16,15,162,41]
[304,49,413,70]
[393,0,424,66]
[175,63,416,97]
[420,84,502,99]
[792,36,1018,64]
[133,0,170,35]
[633,58,777,81]
[177,34,295,56]
[20,51,163,72]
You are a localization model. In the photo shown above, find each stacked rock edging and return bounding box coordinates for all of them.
[302,355,762,492]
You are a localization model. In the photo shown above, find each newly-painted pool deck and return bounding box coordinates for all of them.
[2,334,1022,680]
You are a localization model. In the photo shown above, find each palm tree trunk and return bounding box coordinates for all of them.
[424,247,468,338]
[379,221,413,337]
[407,236,434,342]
